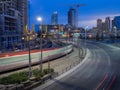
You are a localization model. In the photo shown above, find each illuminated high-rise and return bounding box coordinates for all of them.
[68,8,76,28]
[114,16,120,30]
[105,17,110,31]
[97,19,102,31]
[51,11,58,25]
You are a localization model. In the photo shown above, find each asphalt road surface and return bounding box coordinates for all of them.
[34,40,120,90]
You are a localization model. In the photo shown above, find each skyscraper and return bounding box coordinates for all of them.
[97,19,102,31]
[68,8,76,28]
[114,16,120,30]
[0,0,26,51]
[51,11,58,25]
[105,17,110,31]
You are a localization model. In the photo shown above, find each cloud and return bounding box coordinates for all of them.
[78,13,120,28]
[93,13,120,20]
[79,20,96,28]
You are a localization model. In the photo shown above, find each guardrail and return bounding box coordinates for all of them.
[56,47,86,76]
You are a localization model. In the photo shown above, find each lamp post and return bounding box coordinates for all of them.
[113,26,117,43]
[37,17,43,72]
[28,0,32,79]
[68,28,71,42]
[85,26,88,49]
[85,26,88,42]
[22,37,25,50]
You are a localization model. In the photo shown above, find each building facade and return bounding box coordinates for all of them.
[105,17,110,32]
[114,16,120,30]
[97,17,111,33]
[97,19,102,31]
[24,0,28,27]
[51,11,58,25]
[0,0,25,52]
[68,8,76,28]
[35,24,64,34]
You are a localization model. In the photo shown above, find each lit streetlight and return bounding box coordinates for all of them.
[113,26,117,43]
[84,26,88,51]
[37,16,43,72]
[85,26,88,41]
[22,37,25,50]
[28,0,32,79]
[37,17,42,22]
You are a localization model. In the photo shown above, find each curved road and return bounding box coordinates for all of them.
[34,40,120,90]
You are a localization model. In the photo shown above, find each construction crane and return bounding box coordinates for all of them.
[75,4,85,29]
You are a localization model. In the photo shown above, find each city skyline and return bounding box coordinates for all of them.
[30,0,120,28]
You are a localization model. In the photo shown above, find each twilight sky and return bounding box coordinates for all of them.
[30,0,120,28]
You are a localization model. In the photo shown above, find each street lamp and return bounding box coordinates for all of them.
[84,26,88,50]
[37,17,42,22]
[113,26,117,43]
[27,0,32,79]
[37,17,43,72]
[85,26,88,41]
[68,28,71,42]
[22,37,25,50]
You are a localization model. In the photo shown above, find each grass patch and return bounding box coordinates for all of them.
[0,68,54,84]
[0,71,28,84]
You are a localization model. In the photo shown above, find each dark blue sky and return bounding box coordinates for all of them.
[30,0,120,28]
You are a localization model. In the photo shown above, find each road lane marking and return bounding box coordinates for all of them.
[95,74,108,90]
[107,75,116,90]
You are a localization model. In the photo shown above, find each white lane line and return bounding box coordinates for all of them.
[95,74,108,90]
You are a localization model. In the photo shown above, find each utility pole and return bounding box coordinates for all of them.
[37,17,43,72]
[28,0,32,78]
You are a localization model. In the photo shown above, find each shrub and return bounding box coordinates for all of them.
[43,68,54,74]
[0,68,54,84]
[0,71,28,84]
[32,69,44,78]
